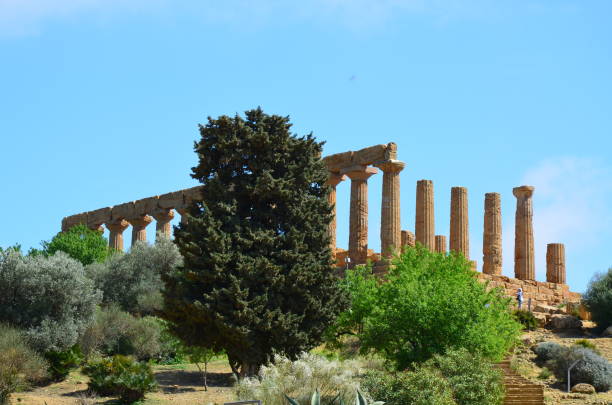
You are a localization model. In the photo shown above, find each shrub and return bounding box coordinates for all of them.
[87,237,181,315]
[533,341,563,363]
[235,353,363,405]
[573,339,600,355]
[329,245,521,369]
[361,368,456,405]
[537,367,552,379]
[424,348,504,405]
[546,346,612,392]
[0,250,100,352]
[286,390,384,405]
[42,224,108,265]
[513,310,538,331]
[79,306,182,363]
[82,355,157,403]
[0,324,48,405]
[582,267,612,331]
[44,345,83,381]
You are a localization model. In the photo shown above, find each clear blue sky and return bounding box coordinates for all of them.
[1,0,610,293]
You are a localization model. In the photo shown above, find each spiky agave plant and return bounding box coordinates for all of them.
[285,389,384,405]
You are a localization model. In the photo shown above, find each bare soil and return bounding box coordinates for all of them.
[10,360,236,405]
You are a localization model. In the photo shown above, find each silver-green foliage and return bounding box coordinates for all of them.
[0,324,48,405]
[86,237,182,314]
[545,345,612,392]
[235,353,363,405]
[0,250,100,352]
[286,389,384,405]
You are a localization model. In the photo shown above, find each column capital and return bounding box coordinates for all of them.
[151,208,175,222]
[340,165,378,180]
[105,219,129,232]
[513,185,535,199]
[374,159,405,173]
[325,172,347,187]
[127,215,153,228]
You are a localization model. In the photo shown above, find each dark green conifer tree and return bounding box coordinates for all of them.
[161,108,347,377]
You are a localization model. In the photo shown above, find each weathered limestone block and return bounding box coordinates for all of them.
[434,235,447,254]
[571,384,595,394]
[513,186,535,280]
[86,207,111,230]
[401,230,415,248]
[134,196,159,216]
[548,314,582,330]
[415,180,435,251]
[374,159,405,256]
[450,187,469,258]
[182,186,204,205]
[175,208,189,225]
[111,201,136,221]
[325,173,347,255]
[127,215,152,246]
[62,213,87,231]
[158,190,184,209]
[483,192,502,275]
[105,219,129,251]
[151,208,175,240]
[341,165,377,265]
[546,243,566,284]
[323,143,396,172]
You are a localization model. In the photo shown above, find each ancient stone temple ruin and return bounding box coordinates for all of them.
[61,143,580,308]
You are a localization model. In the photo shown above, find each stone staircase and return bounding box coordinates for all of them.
[496,360,544,405]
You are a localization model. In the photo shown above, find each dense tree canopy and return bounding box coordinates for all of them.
[161,108,348,377]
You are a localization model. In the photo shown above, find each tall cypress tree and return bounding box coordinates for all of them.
[161,108,348,377]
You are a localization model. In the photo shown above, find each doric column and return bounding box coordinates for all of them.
[435,235,447,254]
[450,187,469,258]
[401,230,415,248]
[483,192,502,275]
[176,208,189,226]
[513,186,535,280]
[325,173,347,255]
[127,215,152,246]
[105,219,129,252]
[374,160,405,257]
[152,209,175,240]
[341,165,378,265]
[415,180,435,250]
[546,243,566,284]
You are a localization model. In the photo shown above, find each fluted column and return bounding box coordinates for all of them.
[152,209,175,240]
[450,187,469,258]
[435,235,447,254]
[483,192,502,275]
[374,160,405,257]
[105,219,129,252]
[546,243,566,284]
[127,215,152,246]
[415,180,435,250]
[341,165,378,265]
[325,173,347,256]
[401,230,415,248]
[513,186,535,280]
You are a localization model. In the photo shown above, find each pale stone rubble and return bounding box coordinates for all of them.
[62,142,580,310]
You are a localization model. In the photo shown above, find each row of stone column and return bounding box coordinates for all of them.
[105,208,188,251]
[404,181,566,284]
[326,159,406,266]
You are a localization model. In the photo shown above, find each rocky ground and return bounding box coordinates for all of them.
[513,322,612,405]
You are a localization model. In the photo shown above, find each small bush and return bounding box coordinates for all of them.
[582,267,612,331]
[0,250,101,352]
[235,352,363,405]
[86,238,182,315]
[0,324,48,405]
[533,341,564,363]
[44,345,84,381]
[82,355,157,403]
[546,346,612,392]
[574,339,600,355]
[537,367,552,379]
[361,368,456,405]
[79,306,182,363]
[513,310,538,331]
